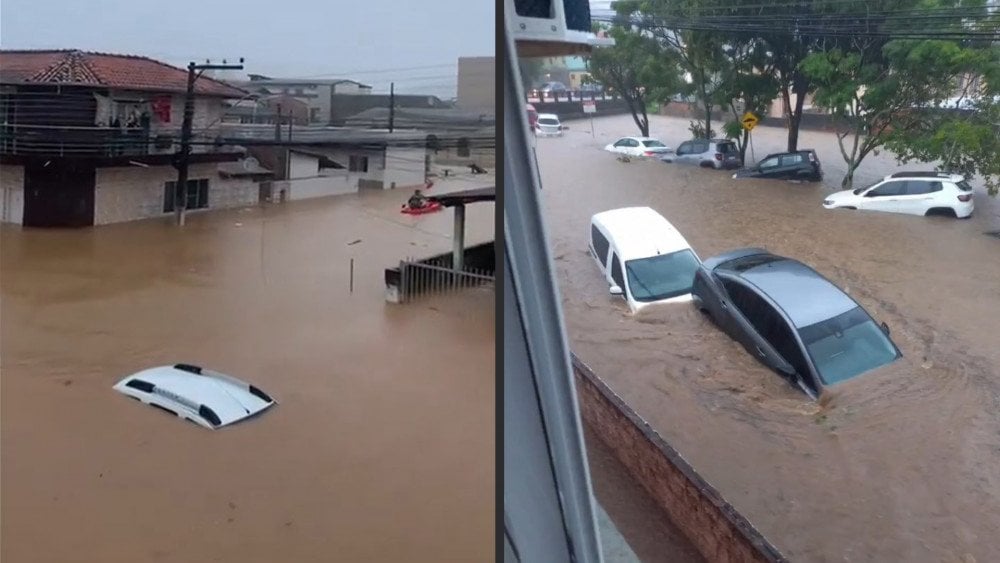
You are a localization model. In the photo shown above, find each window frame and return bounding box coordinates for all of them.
[590,225,610,265]
[867,181,905,197]
[163,178,209,213]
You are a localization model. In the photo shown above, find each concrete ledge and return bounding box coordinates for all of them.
[572,354,787,563]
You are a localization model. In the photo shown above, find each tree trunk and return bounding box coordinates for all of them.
[704,103,712,139]
[787,73,809,152]
[841,164,857,189]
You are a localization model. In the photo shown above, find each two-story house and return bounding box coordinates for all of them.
[0,49,263,227]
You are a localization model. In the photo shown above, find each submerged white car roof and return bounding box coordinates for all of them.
[114,364,275,429]
[537,113,560,120]
[592,207,693,262]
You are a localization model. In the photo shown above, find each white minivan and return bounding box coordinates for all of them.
[589,207,702,313]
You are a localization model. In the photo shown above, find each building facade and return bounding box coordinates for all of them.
[456,57,495,113]
[0,49,261,227]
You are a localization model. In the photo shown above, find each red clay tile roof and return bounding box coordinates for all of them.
[0,49,247,98]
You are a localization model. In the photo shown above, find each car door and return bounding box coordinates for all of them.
[691,141,715,166]
[626,139,643,156]
[896,180,941,215]
[860,181,905,213]
[672,141,692,163]
[720,279,798,376]
[779,153,807,179]
[609,250,628,301]
[754,155,782,178]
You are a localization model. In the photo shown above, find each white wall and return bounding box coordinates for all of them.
[0,164,24,224]
[287,171,354,200]
[288,152,319,179]
[383,146,428,190]
[285,152,355,200]
[94,163,257,225]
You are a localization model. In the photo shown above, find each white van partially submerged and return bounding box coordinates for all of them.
[589,207,701,313]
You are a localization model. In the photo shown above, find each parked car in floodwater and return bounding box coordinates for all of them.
[823,171,975,219]
[604,136,672,158]
[733,150,823,181]
[661,138,741,169]
[536,113,563,137]
[691,248,901,399]
[590,207,702,314]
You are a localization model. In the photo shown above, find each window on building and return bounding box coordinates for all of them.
[458,137,471,157]
[163,179,209,213]
[309,108,320,122]
[349,155,369,173]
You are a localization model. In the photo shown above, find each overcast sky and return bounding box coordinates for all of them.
[0,0,495,98]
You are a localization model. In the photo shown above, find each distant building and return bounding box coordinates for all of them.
[0,49,263,227]
[329,93,452,126]
[221,125,430,200]
[456,57,495,114]
[234,75,373,124]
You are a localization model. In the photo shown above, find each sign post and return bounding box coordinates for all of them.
[582,99,596,137]
[741,111,759,163]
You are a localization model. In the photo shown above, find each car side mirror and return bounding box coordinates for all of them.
[561,125,568,130]
[880,321,890,335]
[609,285,623,296]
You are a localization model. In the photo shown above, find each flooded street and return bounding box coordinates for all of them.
[538,114,1000,562]
[1,178,495,563]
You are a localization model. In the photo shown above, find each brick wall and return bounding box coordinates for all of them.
[572,355,787,563]
[0,164,25,224]
[94,163,257,225]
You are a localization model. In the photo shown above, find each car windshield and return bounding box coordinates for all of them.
[798,306,899,386]
[641,140,666,148]
[853,180,880,195]
[538,118,559,125]
[624,249,700,302]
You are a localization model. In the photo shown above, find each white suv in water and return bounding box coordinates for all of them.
[536,113,563,137]
[823,172,975,219]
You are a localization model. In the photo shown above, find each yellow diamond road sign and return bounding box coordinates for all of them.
[741,112,759,131]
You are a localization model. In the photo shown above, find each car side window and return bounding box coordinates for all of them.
[868,181,905,197]
[591,225,609,264]
[629,139,640,147]
[905,181,941,195]
[614,139,628,147]
[759,157,780,169]
[676,142,690,155]
[610,252,625,290]
[779,154,804,166]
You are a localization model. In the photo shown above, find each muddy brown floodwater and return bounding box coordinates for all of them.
[539,114,1000,562]
[1,178,495,563]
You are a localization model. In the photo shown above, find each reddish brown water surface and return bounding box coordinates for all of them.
[1,179,495,563]
[539,114,1000,562]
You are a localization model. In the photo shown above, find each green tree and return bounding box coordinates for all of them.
[802,37,995,188]
[617,0,730,138]
[587,25,684,137]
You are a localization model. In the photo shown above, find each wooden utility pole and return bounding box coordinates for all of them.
[173,58,245,226]
[389,82,395,133]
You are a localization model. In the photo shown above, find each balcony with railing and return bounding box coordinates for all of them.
[0,123,181,157]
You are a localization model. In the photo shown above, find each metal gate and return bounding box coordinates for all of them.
[396,259,494,303]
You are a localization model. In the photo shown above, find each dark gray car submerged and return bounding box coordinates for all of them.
[691,248,901,399]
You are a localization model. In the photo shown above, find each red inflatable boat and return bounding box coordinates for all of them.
[400,201,443,215]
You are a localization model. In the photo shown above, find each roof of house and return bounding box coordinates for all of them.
[0,49,247,98]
